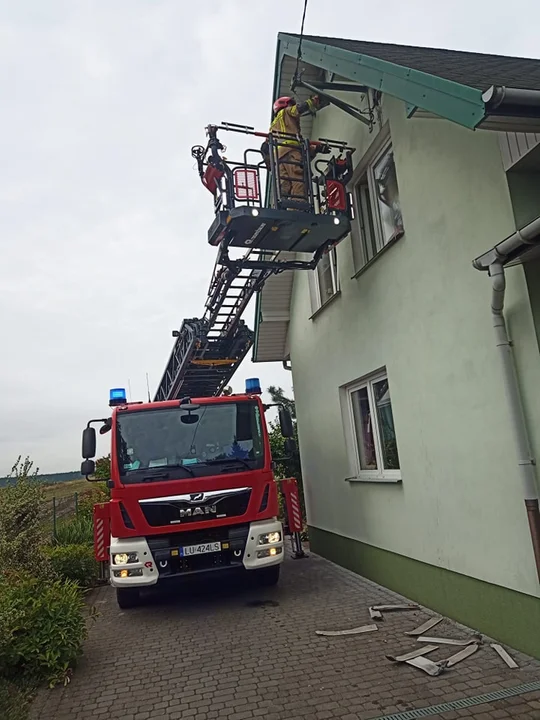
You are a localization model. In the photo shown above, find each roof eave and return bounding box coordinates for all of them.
[277,32,486,129]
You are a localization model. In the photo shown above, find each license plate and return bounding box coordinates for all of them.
[180,541,221,557]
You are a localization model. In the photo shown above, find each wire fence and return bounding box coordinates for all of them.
[42,492,80,540]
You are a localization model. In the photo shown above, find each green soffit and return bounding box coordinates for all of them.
[277,33,486,130]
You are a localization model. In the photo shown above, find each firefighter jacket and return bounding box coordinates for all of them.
[269,96,321,158]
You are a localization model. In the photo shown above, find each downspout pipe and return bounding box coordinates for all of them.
[488,261,540,581]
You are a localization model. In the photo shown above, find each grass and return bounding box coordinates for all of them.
[53,515,94,546]
[0,477,89,500]
[41,478,89,501]
[0,678,33,720]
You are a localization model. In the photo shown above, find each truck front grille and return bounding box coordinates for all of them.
[139,487,251,527]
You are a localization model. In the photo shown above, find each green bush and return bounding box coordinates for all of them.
[0,572,87,687]
[0,458,52,579]
[93,455,111,481]
[268,420,308,537]
[54,514,94,546]
[77,485,109,519]
[45,545,98,587]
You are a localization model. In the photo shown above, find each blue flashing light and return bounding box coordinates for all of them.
[245,378,262,395]
[109,387,127,407]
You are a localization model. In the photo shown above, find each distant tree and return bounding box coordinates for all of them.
[267,386,296,420]
[94,455,111,480]
[8,455,39,482]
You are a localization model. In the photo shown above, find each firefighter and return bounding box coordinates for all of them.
[268,94,329,204]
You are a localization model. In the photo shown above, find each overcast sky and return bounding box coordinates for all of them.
[1,0,539,474]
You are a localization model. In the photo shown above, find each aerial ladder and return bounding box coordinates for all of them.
[154,121,356,402]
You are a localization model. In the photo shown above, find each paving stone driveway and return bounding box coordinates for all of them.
[31,552,540,720]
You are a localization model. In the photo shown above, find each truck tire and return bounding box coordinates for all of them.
[254,565,280,587]
[116,588,140,609]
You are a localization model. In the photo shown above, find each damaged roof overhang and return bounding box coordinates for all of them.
[473,215,540,271]
[275,33,485,129]
[275,34,540,132]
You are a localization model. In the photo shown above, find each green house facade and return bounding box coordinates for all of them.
[253,34,540,657]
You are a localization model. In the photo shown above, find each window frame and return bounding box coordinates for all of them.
[309,246,340,314]
[349,130,404,273]
[342,370,401,483]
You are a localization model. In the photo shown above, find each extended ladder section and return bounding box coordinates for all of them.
[154,122,356,402]
[154,251,272,401]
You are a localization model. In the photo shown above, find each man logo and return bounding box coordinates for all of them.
[190,493,204,502]
[179,506,217,518]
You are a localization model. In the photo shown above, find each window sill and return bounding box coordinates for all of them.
[309,290,342,320]
[344,474,402,484]
[351,232,404,280]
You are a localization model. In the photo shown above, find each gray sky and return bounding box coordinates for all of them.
[1,0,538,474]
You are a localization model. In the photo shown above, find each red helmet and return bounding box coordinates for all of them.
[273,96,294,114]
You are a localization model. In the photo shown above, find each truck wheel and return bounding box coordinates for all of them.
[116,588,140,609]
[254,565,280,587]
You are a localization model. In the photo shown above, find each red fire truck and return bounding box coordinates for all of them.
[81,379,300,609]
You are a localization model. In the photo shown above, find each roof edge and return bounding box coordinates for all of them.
[277,33,486,129]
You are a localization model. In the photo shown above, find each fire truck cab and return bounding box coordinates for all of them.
[81,380,297,609]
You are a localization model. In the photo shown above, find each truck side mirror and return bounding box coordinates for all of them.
[81,459,96,478]
[99,418,112,435]
[82,427,97,459]
[284,438,297,456]
[278,406,294,438]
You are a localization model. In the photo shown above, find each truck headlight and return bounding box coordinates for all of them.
[258,531,281,546]
[113,552,138,565]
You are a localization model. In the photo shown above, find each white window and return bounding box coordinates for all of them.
[343,371,401,482]
[309,247,339,312]
[352,141,404,271]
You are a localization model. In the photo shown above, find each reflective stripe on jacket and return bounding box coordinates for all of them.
[269,97,318,155]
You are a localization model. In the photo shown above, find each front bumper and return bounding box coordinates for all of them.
[109,519,284,588]
[242,519,284,570]
[109,535,158,588]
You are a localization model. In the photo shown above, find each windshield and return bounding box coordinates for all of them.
[115,401,264,481]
